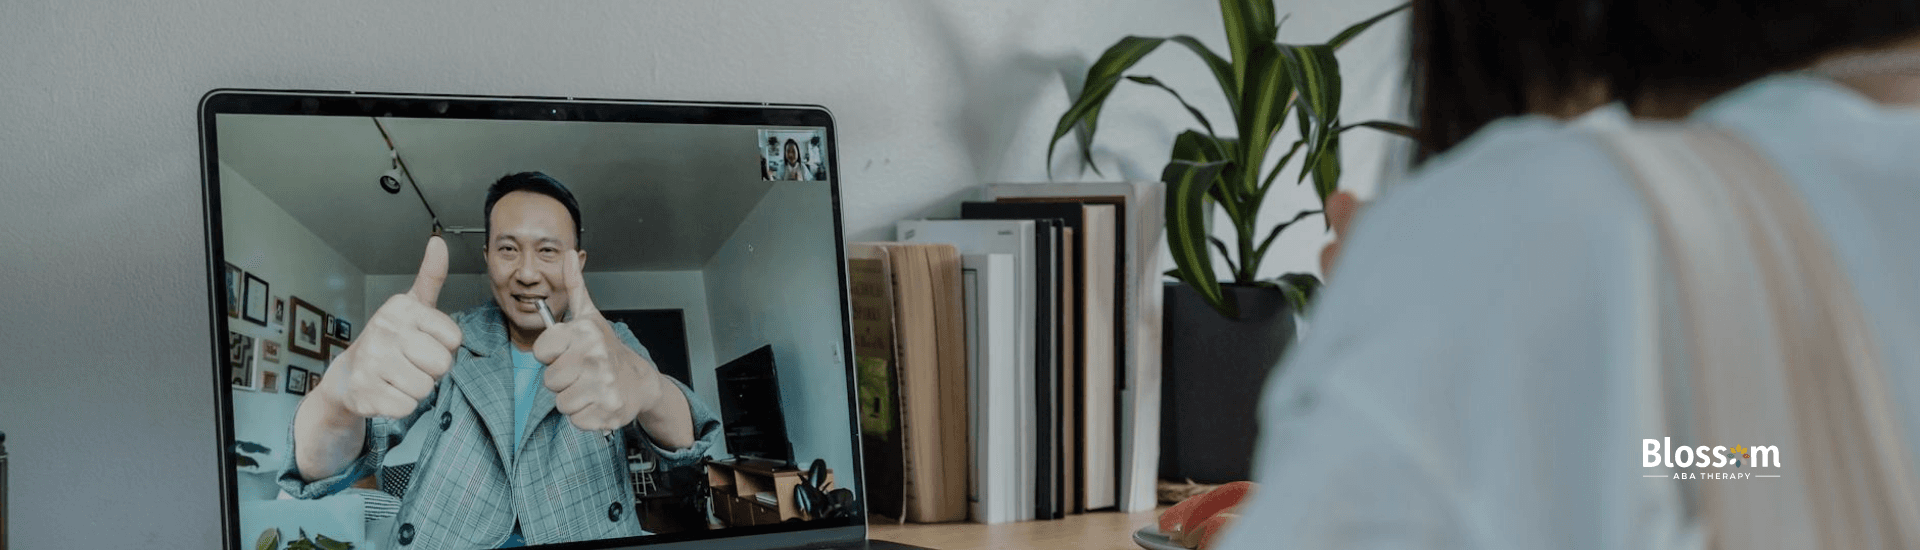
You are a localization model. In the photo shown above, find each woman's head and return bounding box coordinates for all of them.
[1606,0,1920,116]
[784,139,800,164]
[1408,0,1611,161]
[1409,0,1920,160]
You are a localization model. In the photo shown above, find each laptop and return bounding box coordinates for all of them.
[200,90,928,550]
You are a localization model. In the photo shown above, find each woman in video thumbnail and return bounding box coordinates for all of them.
[781,138,805,181]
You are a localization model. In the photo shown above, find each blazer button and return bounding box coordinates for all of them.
[397,522,416,545]
[438,411,452,430]
[608,501,624,522]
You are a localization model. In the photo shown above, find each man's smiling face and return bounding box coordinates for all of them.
[485,190,581,349]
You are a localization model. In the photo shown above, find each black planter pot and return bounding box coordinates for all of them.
[1159,282,1295,483]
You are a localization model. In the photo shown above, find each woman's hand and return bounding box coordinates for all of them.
[1318,191,1363,280]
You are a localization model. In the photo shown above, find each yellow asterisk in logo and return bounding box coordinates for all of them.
[1730,445,1748,467]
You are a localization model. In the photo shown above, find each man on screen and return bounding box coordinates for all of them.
[281,172,720,548]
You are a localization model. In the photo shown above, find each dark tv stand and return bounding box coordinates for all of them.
[706,457,833,526]
[729,455,792,470]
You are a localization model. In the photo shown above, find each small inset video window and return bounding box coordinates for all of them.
[759,129,828,182]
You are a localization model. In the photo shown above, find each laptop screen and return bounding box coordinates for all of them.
[201,91,864,550]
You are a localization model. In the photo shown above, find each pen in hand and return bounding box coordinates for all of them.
[537,299,557,328]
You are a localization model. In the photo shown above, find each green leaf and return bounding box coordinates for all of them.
[1217,0,1277,91]
[1328,3,1409,50]
[1279,44,1340,128]
[1170,129,1232,164]
[315,534,354,550]
[1310,132,1342,207]
[1236,43,1293,195]
[1128,75,1218,139]
[1283,44,1341,190]
[1168,35,1242,118]
[1047,35,1240,178]
[1261,138,1307,193]
[1171,130,1235,237]
[1273,272,1323,311]
[1279,284,1307,313]
[1048,36,1164,178]
[1164,159,1236,317]
[1342,120,1418,139]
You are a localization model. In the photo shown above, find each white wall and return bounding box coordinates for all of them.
[0,1,1407,547]
[219,163,368,500]
[702,182,856,492]
[364,273,500,320]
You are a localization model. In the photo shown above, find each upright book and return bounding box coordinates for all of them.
[848,242,970,523]
[960,201,1120,512]
[984,181,1166,513]
[895,219,1041,521]
[961,253,1018,524]
[847,247,907,521]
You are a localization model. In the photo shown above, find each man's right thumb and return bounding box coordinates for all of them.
[409,235,450,308]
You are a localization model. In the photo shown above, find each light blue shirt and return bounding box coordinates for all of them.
[503,346,545,548]
[509,346,543,457]
[1216,74,1920,550]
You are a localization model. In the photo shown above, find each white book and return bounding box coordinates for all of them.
[984,182,1165,513]
[1080,204,1118,510]
[897,219,1038,521]
[962,253,1018,523]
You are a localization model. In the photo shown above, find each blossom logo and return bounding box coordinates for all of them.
[1643,437,1782,480]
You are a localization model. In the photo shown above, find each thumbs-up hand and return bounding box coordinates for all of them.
[313,236,464,420]
[534,251,667,432]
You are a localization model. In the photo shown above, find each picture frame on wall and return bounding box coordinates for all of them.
[242,273,271,326]
[224,263,243,319]
[307,370,323,393]
[262,339,282,364]
[270,296,287,333]
[262,370,279,394]
[287,297,328,360]
[286,366,310,396]
[228,330,257,391]
[329,316,352,341]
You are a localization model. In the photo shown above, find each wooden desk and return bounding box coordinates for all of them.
[868,508,1163,550]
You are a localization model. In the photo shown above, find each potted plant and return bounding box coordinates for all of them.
[1048,0,1413,483]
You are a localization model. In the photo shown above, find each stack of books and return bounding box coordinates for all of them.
[854,181,1166,524]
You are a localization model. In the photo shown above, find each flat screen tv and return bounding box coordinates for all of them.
[715,345,794,466]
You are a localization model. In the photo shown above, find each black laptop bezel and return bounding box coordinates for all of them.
[199,89,869,550]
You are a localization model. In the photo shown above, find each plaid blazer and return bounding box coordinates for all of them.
[281,305,721,549]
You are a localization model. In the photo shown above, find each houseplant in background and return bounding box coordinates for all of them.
[1048,0,1414,484]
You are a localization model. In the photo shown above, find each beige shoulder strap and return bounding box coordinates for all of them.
[1596,124,1920,549]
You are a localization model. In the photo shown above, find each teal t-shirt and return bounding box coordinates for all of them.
[504,346,545,548]
[508,346,543,456]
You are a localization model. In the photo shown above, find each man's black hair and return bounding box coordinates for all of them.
[484,171,584,247]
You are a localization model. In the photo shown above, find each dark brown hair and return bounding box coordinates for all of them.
[1407,0,1609,163]
[1408,0,1920,162]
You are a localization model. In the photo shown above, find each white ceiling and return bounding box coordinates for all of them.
[217,114,777,275]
